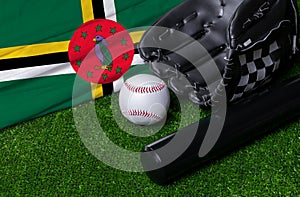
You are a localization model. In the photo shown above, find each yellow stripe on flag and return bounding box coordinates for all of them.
[129,31,145,43]
[81,0,94,22]
[91,83,104,99]
[0,41,69,60]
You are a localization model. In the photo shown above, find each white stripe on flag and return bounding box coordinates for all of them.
[113,76,124,93]
[103,0,117,21]
[132,54,144,65]
[0,54,144,82]
[0,62,75,82]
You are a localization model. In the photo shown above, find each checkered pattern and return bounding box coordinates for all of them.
[230,41,281,101]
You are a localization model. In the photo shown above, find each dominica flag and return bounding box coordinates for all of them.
[0,0,184,129]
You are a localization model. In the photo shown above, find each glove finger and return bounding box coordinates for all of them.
[149,61,177,79]
[168,75,194,96]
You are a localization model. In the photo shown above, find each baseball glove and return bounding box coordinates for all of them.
[138,0,299,108]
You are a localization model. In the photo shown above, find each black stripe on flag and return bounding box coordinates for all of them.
[0,52,69,71]
[102,83,114,95]
[92,0,105,19]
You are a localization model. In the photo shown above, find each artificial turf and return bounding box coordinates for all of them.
[1,11,300,197]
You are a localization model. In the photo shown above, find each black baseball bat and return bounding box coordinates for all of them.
[141,75,300,185]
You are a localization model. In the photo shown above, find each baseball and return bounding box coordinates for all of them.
[119,74,170,125]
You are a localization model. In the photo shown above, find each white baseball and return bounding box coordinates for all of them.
[119,74,170,125]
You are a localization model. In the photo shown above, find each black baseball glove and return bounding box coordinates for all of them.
[138,0,299,108]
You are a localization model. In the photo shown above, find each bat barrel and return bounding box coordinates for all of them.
[141,76,300,185]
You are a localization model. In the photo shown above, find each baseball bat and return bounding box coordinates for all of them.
[141,75,300,185]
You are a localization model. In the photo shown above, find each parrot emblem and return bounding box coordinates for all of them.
[93,35,113,70]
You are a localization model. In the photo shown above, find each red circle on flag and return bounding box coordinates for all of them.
[68,19,134,84]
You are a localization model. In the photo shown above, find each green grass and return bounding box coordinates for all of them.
[0,95,299,196]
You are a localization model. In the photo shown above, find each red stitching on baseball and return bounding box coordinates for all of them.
[123,110,161,120]
[124,82,166,94]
